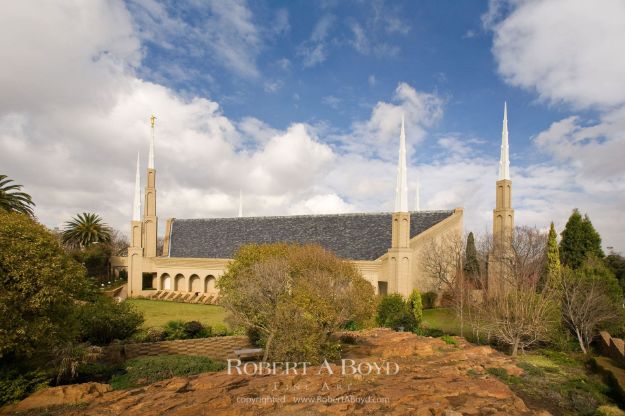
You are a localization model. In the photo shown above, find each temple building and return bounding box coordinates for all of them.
[119,114,468,302]
[488,103,515,292]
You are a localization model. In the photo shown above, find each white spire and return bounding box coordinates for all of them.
[498,102,510,180]
[148,115,156,169]
[394,113,409,212]
[132,152,141,221]
[238,190,243,217]
[414,178,420,211]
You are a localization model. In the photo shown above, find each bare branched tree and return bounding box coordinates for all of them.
[470,227,559,356]
[561,263,624,353]
[421,234,472,336]
[220,257,292,362]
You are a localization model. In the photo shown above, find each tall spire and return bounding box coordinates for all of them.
[238,190,243,217]
[132,152,141,221]
[148,114,156,169]
[394,113,409,212]
[498,102,510,180]
[414,178,420,211]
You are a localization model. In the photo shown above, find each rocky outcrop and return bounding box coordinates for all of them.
[1,382,111,414]
[3,329,551,415]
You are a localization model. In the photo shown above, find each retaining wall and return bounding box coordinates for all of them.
[106,336,252,362]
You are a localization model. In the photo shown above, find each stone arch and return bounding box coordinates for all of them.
[204,275,216,293]
[161,273,171,290]
[174,274,185,291]
[189,274,201,292]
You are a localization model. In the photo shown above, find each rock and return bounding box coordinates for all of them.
[1,382,111,414]
[5,330,551,415]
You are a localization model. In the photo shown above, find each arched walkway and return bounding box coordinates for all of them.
[161,273,171,290]
[204,275,216,293]
[189,274,201,292]
[174,274,185,291]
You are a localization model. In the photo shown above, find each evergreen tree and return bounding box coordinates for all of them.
[544,222,561,288]
[581,214,604,258]
[560,209,604,269]
[463,232,481,287]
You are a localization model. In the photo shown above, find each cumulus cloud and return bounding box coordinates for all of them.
[128,0,261,79]
[337,83,443,159]
[488,0,625,109]
[485,0,625,247]
[2,0,625,252]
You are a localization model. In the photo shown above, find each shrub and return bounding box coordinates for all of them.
[77,297,144,345]
[164,320,187,340]
[408,289,423,325]
[596,405,625,416]
[109,355,225,390]
[376,294,417,331]
[183,321,204,338]
[421,291,438,309]
[145,327,166,342]
[212,324,231,337]
[0,368,50,406]
[440,335,459,346]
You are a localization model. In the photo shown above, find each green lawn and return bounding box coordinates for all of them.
[422,308,461,335]
[126,299,227,329]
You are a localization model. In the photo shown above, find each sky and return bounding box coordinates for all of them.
[1,0,624,250]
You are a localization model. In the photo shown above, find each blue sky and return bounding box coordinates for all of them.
[1,0,624,249]
[136,1,553,155]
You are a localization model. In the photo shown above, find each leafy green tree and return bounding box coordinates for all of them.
[218,243,375,363]
[582,214,604,258]
[0,212,90,361]
[463,232,481,287]
[560,209,604,268]
[605,252,625,293]
[408,289,423,326]
[0,174,35,216]
[62,212,111,249]
[543,222,562,288]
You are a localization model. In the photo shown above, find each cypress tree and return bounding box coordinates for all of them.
[464,232,481,287]
[560,209,604,269]
[544,222,561,288]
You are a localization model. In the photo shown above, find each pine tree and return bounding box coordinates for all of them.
[560,209,604,269]
[463,232,481,287]
[544,222,561,288]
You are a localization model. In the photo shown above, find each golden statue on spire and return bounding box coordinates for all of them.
[150,114,156,128]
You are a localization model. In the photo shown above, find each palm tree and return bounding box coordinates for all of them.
[0,174,35,216]
[62,212,111,249]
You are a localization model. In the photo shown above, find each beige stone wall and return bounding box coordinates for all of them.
[128,210,463,299]
[113,336,252,361]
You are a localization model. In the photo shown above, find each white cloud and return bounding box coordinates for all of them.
[128,0,261,79]
[288,194,355,215]
[297,14,335,68]
[368,75,376,87]
[2,0,625,252]
[322,95,341,109]
[488,0,625,109]
[483,0,625,248]
[337,83,443,159]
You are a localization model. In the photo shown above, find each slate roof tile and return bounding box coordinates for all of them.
[168,210,454,261]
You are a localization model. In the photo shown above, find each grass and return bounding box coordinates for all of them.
[109,355,225,390]
[421,308,461,335]
[506,351,618,416]
[125,299,227,329]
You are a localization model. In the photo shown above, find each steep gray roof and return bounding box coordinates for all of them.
[168,210,454,261]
